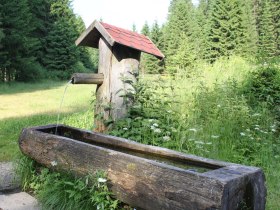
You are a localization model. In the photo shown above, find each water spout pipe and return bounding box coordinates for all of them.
[71,73,104,84]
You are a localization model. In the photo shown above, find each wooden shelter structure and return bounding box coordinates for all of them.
[73,20,164,132]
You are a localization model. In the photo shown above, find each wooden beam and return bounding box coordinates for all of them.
[71,73,104,85]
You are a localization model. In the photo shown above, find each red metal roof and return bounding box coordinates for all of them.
[100,22,164,59]
[75,20,164,59]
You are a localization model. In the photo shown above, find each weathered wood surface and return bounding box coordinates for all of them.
[71,73,104,84]
[19,125,266,210]
[94,38,140,132]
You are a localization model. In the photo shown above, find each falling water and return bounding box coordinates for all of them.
[55,80,72,134]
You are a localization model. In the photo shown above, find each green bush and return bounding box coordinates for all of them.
[16,61,47,82]
[244,65,280,119]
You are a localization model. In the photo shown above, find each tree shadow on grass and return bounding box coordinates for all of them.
[0,80,70,95]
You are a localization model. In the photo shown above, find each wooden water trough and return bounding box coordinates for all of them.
[19,124,266,210]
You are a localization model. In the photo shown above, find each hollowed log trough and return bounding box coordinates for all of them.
[19,124,266,210]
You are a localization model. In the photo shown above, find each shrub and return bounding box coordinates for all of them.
[244,65,280,119]
[16,61,47,82]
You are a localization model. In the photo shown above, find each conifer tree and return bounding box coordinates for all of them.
[140,22,150,74]
[240,0,258,56]
[145,21,165,74]
[195,0,210,59]
[258,0,277,58]
[0,3,3,42]
[141,22,150,36]
[0,0,37,81]
[43,0,89,78]
[164,0,197,73]
[271,0,280,55]
[28,0,52,65]
[206,0,252,62]
[132,23,137,32]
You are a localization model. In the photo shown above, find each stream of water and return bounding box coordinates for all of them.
[55,80,72,134]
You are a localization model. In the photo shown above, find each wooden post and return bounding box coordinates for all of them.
[95,38,140,132]
[74,20,163,132]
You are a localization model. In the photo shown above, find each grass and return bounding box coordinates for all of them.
[1,57,280,209]
[0,80,94,161]
[109,56,280,210]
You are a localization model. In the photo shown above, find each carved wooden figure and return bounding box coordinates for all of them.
[73,21,164,132]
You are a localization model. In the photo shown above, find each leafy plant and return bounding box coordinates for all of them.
[16,155,121,210]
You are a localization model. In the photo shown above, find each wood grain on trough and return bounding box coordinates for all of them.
[19,124,266,210]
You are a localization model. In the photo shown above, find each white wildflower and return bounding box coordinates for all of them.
[255,125,260,127]
[171,127,177,132]
[246,128,250,132]
[163,136,170,141]
[270,124,276,128]
[148,119,154,122]
[167,110,172,113]
[217,104,221,108]
[150,125,155,130]
[153,123,159,127]
[189,128,197,132]
[271,128,276,132]
[206,142,212,145]
[194,141,204,145]
[211,135,219,139]
[252,113,261,117]
[97,178,107,183]
[51,161,57,166]
[154,128,161,133]
[123,127,128,131]
[254,127,260,130]
[240,132,246,136]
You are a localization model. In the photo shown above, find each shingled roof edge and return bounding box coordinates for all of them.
[75,20,116,47]
[76,20,164,59]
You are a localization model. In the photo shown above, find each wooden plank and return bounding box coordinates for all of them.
[71,73,104,84]
[19,125,266,210]
[94,37,113,132]
[75,20,115,48]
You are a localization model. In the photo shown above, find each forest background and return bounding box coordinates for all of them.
[1,0,280,209]
[0,0,279,81]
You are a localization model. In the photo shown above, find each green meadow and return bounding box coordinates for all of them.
[0,81,94,161]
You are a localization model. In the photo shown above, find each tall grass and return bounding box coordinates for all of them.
[109,56,280,209]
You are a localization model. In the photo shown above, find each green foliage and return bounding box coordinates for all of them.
[16,155,120,210]
[164,0,197,73]
[108,57,280,209]
[141,21,165,74]
[272,0,280,55]
[206,0,249,61]
[258,0,278,59]
[0,0,37,82]
[16,61,47,82]
[0,0,96,82]
[244,63,280,120]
